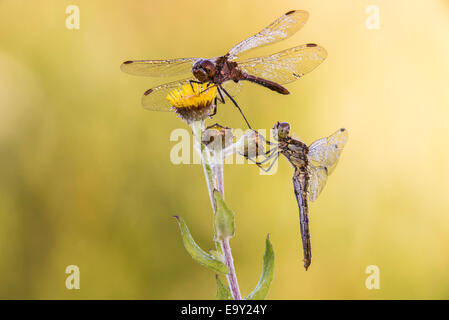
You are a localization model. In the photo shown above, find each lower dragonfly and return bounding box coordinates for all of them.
[243,122,348,270]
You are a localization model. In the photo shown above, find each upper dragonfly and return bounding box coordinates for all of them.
[245,123,348,270]
[120,10,327,128]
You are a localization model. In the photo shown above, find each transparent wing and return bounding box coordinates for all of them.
[228,10,309,59]
[221,80,243,101]
[141,77,195,111]
[308,128,348,175]
[237,44,327,85]
[307,165,328,202]
[120,58,199,77]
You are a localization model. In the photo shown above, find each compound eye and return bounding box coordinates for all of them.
[202,61,215,76]
[279,122,290,130]
[278,122,290,134]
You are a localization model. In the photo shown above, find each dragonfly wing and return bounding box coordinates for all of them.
[228,10,309,59]
[308,165,328,202]
[220,80,243,102]
[237,44,327,85]
[141,77,195,111]
[120,58,199,77]
[308,128,348,175]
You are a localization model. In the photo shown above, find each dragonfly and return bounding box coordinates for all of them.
[245,122,348,270]
[120,10,327,128]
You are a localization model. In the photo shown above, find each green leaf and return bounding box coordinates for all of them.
[213,190,235,241]
[208,250,225,264]
[215,275,233,300]
[174,216,229,274]
[214,240,223,254]
[246,234,275,300]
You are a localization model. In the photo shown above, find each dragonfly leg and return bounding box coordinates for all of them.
[261,133,277,146]
[254,153,279,173]
[250,129,276,146]
[257,147,278,163]
[209,101,218,117]
[208,86,225,118]
[245,148,279,173]
[244,146,278,163]
[263,146,278,156]
[202,83,219,96]
[189,79,203,92]
[216,86,226,103]
[219,85,253,129]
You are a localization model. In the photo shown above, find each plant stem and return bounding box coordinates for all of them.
[191,120,216,209]
[213,159,224,199]
[190,120,242,300]
[221,237,241,300]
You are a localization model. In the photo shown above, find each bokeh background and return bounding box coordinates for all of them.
[1,0,448,299]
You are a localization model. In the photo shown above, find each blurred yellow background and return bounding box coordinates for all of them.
[1,0,448,299]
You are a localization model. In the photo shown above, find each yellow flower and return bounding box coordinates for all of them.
[166,83,217,123]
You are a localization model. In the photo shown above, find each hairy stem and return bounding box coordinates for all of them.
[191,120,216,208]
[190,120,241,300]
[221,237,241,300]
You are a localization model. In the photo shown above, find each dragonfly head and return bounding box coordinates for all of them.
[272,122,290,141]
[192,59,216,82]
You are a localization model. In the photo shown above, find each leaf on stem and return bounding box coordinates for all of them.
[213,190,235,241]
[174,216,229,274]
[215,275,233,300]
[208,249,225,264]
[246,235,275,300]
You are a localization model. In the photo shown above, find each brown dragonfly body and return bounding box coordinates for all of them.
[192,55,289,95]
[121,10,327,128]
[276,125,313,269]
[244,122,348,270]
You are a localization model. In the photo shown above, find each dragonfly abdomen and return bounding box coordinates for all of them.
[242,74,289,94]
[293,169,312,270]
